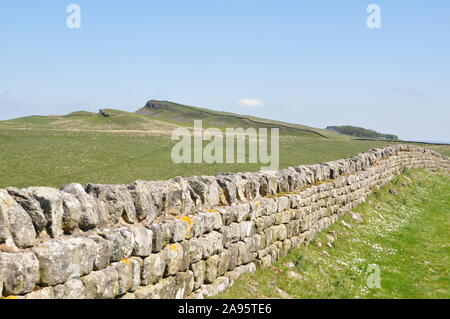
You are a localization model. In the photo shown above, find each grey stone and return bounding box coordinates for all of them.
[134,276,177,299]
[128,180,169,222]
[0,252,39,296]
[61,192,82,234]
[86,184,137,225]
[174,271,194,299]
[60,183,99,230]
[112,260,134,295]
[24,287,54,299]
[82,266,119,299]
[88,235,111,270]
[6,187,47,235]
[33,237,97,286]
[165,243,186,276]
[53,279,86,299]
[27,187,65,238]
[141,251,167,286]
[0,190,36,248]
[205,255,220,284]
[130,226,153,257]
[192,276,230,299]
[99,228,135,262]
[190,260,206,290]
[186,176,221,208]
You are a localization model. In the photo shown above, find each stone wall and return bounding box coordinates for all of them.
[0,145,449,299]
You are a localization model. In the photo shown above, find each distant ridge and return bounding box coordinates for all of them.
[136,100,334,138]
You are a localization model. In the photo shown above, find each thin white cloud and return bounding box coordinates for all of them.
[237,98,264,107]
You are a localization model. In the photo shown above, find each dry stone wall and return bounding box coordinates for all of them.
[0,145,449,299]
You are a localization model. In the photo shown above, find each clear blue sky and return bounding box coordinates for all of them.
[1,1,449,141]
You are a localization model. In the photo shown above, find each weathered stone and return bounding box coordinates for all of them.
[0,192,12,244]
[174,271,194,299]
[165,242,189,276]
[24,287,54,299]
[53,279,86,299]
[87,235,111,270]
[6,187,47,235]
[166,177,197,215]
[0,252,39,296]
[198,211,223,233]
[141,251,167,285]
[82,266,119,299]
[170,218,187,242]
[134,276,177,299]
[99,228,135,262]
[192,276,230,299]
[129,257,142,292]
[217,250,231,276]
[60,183,103,230]
[186,176,221,208]
[112,260,134,295]
[205,255,220,284]
[27,187,65,238]
[189,231,223,262]
[241,173,261,200]
[190,260,206,290]
[128,180,169,222]
[86,184,137,225]
[0,190,36,248]
[147,222,173,252]
[33,237,97,286]
[130,226,153,257]
[61,192,82,234]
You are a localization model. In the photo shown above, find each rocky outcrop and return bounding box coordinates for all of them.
[0,145,449,299]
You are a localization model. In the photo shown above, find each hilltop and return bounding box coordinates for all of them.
[0,100,344,139]
[136,100,343,138]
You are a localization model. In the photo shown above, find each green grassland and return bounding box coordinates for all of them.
[217,169,450,299]
[0,128,392,189]
[0,109,179,132]
[0,100,448,189]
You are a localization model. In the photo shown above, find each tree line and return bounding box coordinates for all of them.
[326,125,398,140]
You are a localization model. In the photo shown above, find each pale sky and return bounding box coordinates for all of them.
[1,1,449,142]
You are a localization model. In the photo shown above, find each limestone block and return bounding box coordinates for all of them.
[0,190,36,248]
[99,227,135,262]
[60,183,100,230]
[82,266,120,299]
[86,184,137,225]
[141,250,167,286]
[0,252,39,296]
[6,187,47,235]
[130,226,153,257]
[33,237,97,286]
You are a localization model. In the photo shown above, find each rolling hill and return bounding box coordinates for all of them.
[0,99,345,139]
[136,100,342,138]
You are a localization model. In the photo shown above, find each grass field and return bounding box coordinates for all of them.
[217,169,450,299]
[0,128,393,189]
[0,100,448,189]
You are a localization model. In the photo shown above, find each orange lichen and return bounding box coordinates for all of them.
[169,244,178,252]
[121,258,131,265]
[180,216,193,225]
[205,209,219,213]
